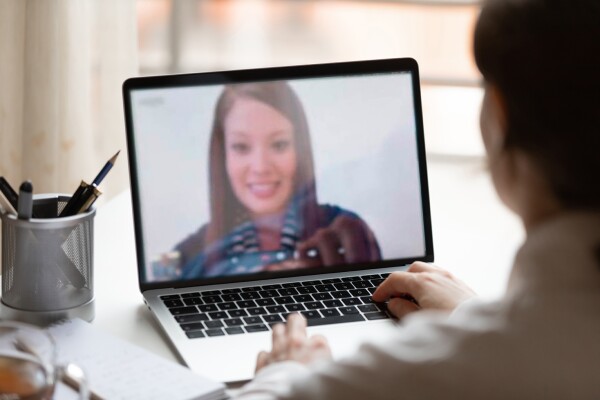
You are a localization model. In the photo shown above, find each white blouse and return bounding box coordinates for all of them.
[234,212,600,400]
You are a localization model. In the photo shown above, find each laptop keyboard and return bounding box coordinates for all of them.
[160,273,391,339]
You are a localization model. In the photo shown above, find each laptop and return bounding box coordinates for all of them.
[122,58,433,383]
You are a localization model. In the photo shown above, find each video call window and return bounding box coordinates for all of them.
[131,72,426,283]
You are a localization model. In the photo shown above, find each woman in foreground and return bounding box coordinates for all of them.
[232,0,600,398]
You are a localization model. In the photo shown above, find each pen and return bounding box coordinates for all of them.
[17,180,33,220]
[92,150,120,187]
[0,189,18,215]
[60,151,119,217]
[0,176,19,211]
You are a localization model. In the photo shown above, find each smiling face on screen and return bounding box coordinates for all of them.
[224,97,298,219]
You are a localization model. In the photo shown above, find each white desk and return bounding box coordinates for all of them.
[91,157,524,365]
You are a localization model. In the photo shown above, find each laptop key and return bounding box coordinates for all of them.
[358,304,379,313]
[199,304,218,312]
[349,289,369,297]
[305,301,324,310]
[186,330,205,339]
[205,328,225,337]
[333,282,353,291]
[342,298,362,306]
[202,290,221,296]
[221,288,242,294]
[242,287,260,292]
[225,327,245,335]
[266,305,286,314]
[359,296,374,304]
[363,274,379,280]
[163,299,184,308]
[274,296,295,305]
[353,281,373,289]
[224,318,244,327]
[315,284,335,292]
[170,306,198,316]
[282,282,302,288]
[255,298,276,307]
[323,299,343,308]
[247,307,267,316]
[218,302,238,311]
[228,309,248,318]
[331,290,351,299]
[208,311,228,320]
[296,286,317,294]
[278,288,299,296]
[221,294,242,302]
[259,290,279,298]
[370,278,385,286]
[339,306,359,315]
[160,294,181,300]
[364,312,389,320]
[313,293,333,301]
[306,314,365,327]
[176,314,209,323]
[301,310,322,319]
[322,278,342,284]
[302,280,322,286]
[262,314,284,324]
[293,294,313,303]
[341,276,362,282]
[180,322,205,331]
[262,284,282,290]
[240,292,261,300]
[244,316,263,325]
[246,324,269,333]
[321,308,341,318]
[204,320,224,329]
[202,295,222,304]
[285,303,306,312]
[183,297,203,306]
[237,300,257,309]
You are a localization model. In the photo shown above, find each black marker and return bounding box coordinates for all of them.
[17,180,33,220]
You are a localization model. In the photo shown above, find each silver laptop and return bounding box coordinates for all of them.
[122,58,433,383]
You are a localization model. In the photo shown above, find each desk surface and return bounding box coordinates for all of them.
[92,157,523,365]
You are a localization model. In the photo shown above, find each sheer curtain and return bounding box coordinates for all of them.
[0,0,137,201]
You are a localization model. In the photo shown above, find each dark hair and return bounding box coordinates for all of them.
[206,81,321,245]
[474,0,600,210]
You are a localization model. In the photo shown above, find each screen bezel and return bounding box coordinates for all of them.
[122,57,433,293]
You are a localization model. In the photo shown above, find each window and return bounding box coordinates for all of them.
[137,0,483,156]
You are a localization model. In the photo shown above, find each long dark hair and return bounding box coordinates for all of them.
[474,0,600,210]
[205,81,321,246]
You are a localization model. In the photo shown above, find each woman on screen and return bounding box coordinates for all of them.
[175,81,381,278]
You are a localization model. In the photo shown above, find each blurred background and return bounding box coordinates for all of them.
[137,0,483,157]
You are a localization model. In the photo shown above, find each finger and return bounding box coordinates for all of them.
[256,351,270,372]
[387,297,420,319]
[330,216,368,263]
[299,229,344,266]
[314,230,344,266]
[371,271,421,302]
[407,261,439,273]
[286,313,307,353]
[271,323,287,359]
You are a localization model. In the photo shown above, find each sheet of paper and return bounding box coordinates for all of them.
[48,319,226,400]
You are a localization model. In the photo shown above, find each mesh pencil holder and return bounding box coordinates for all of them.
[0,194,95,325]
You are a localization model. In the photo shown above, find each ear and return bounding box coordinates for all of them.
[480,83,509,157]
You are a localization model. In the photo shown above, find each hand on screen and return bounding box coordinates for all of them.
[372,262,477,319]
[296,215,378,267]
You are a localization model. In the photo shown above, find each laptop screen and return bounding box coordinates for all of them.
[124,59,433,289]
